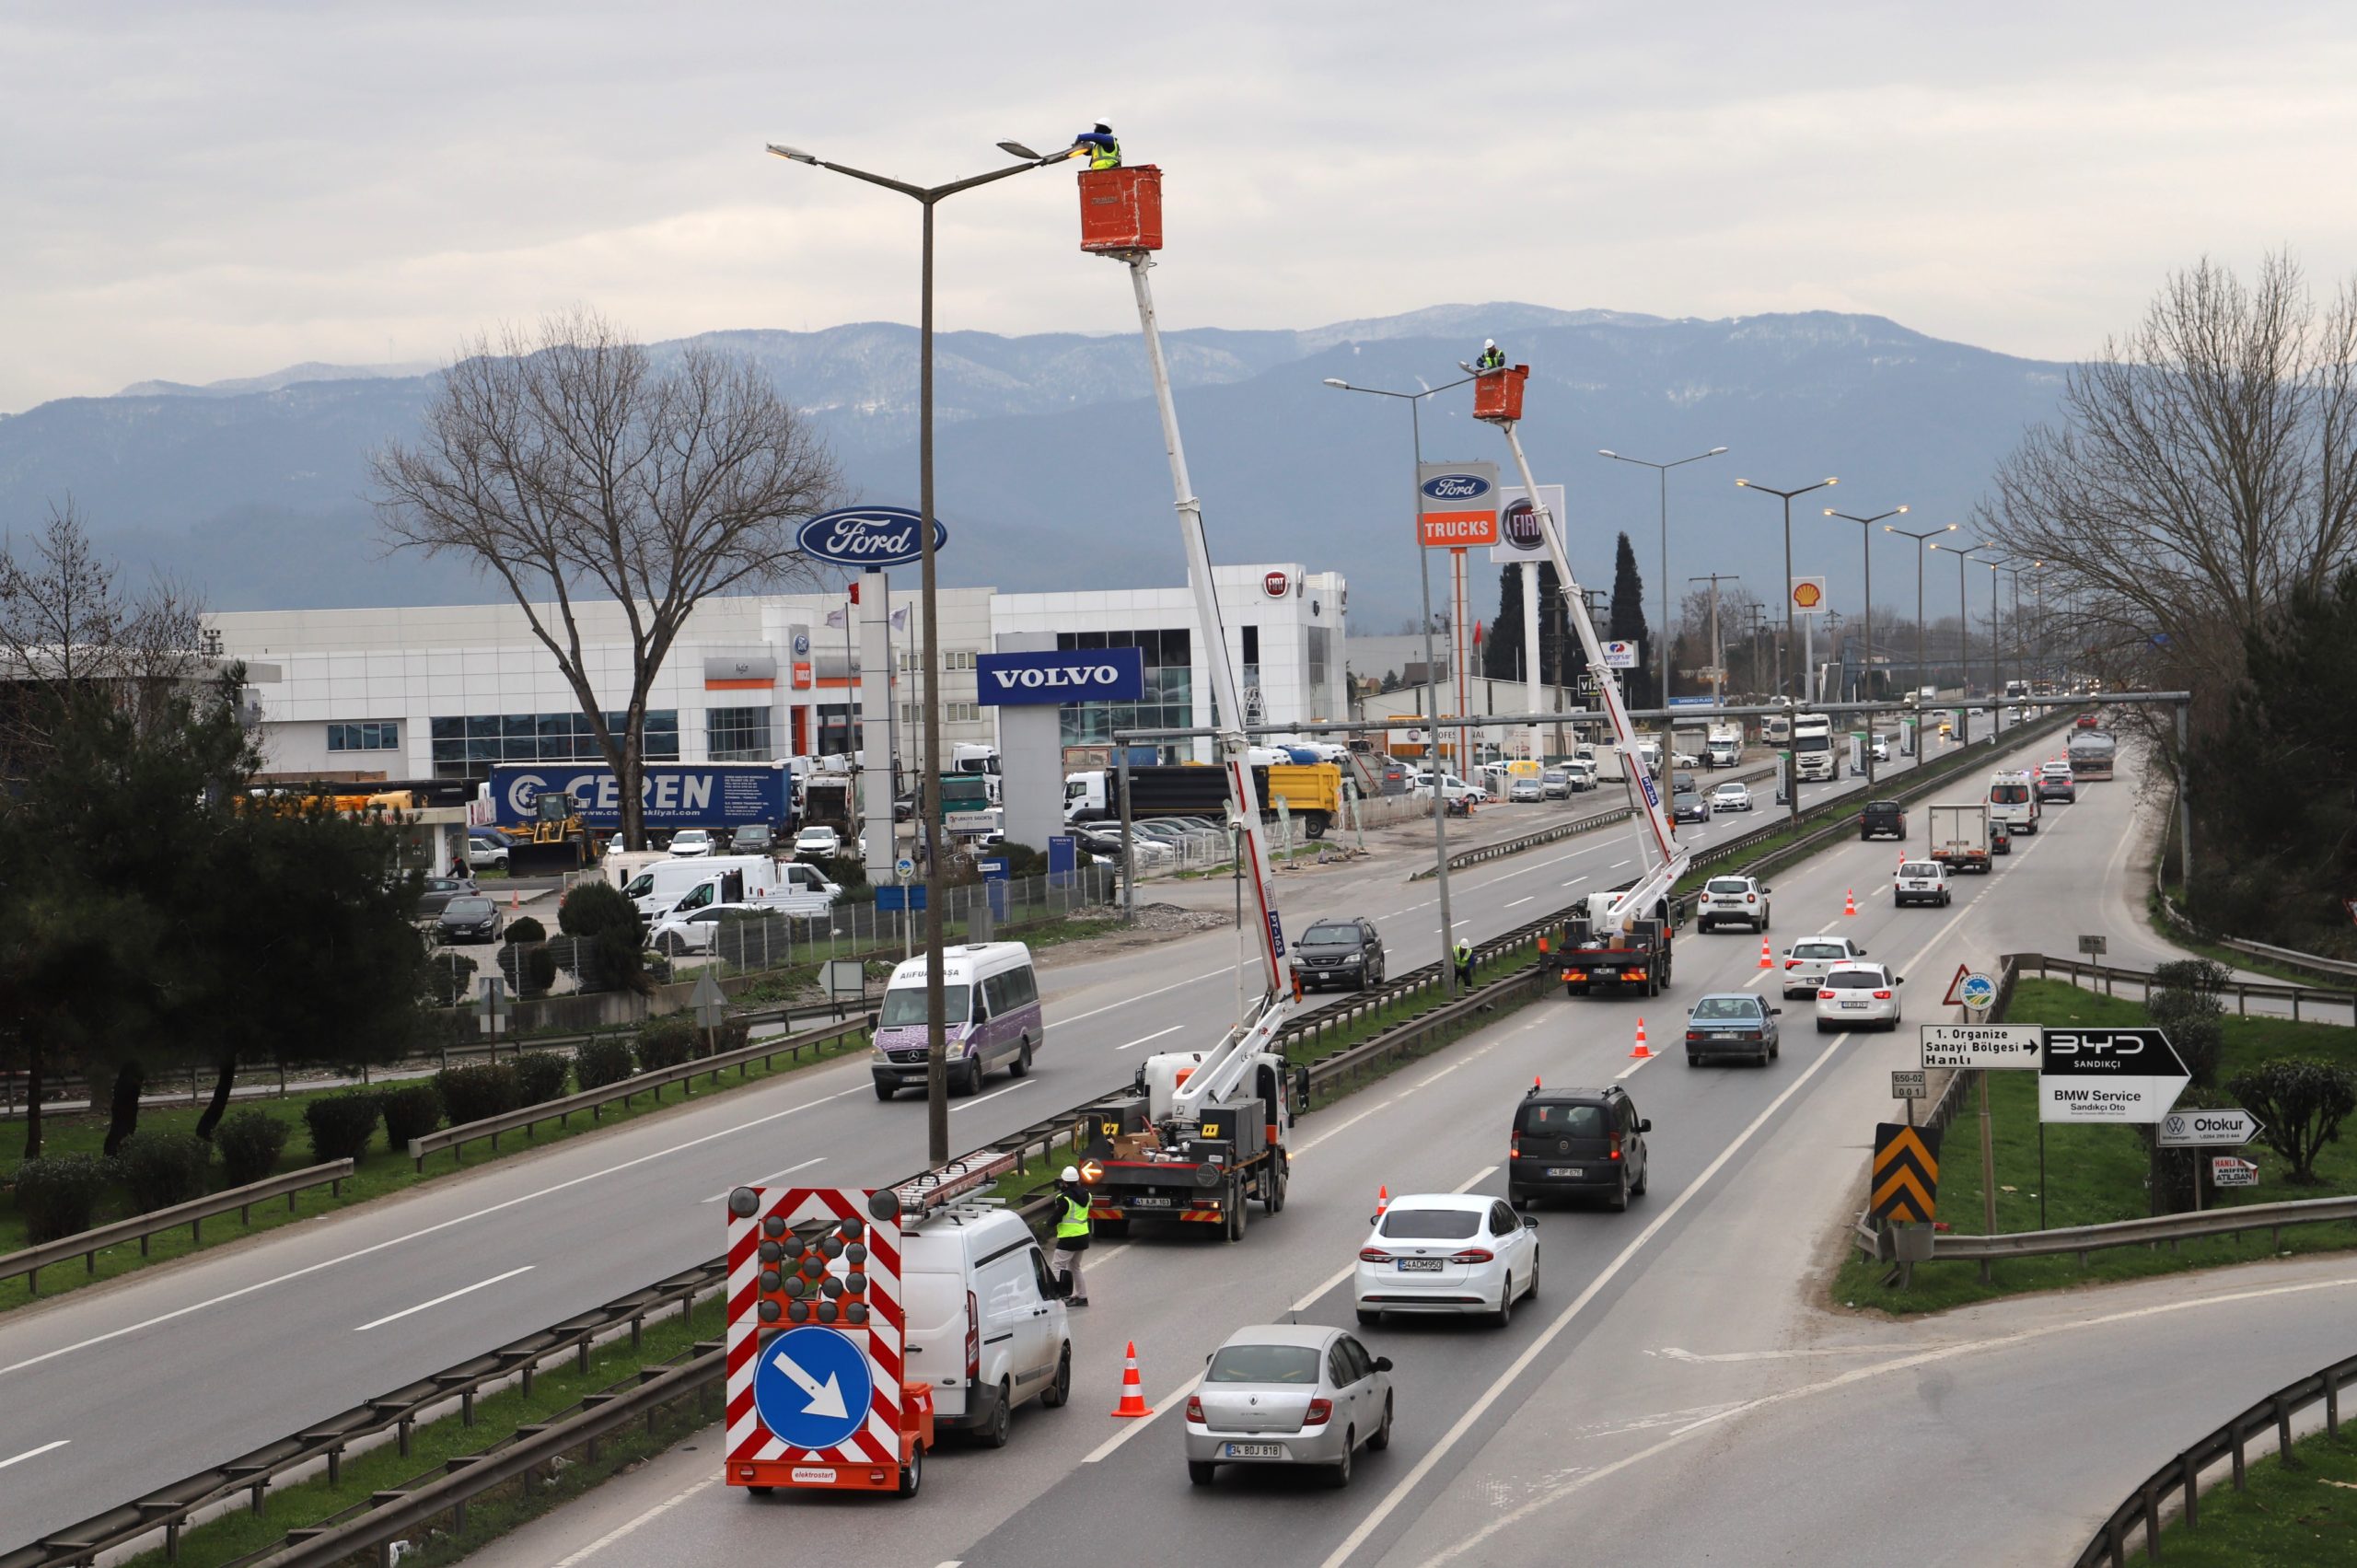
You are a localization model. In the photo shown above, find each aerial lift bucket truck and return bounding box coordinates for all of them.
[1469,363,1691,998]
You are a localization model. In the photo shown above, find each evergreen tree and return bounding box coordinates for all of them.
[1484,565,1525,680]
[1608,533,1652,708]
[1536,562,1572,687]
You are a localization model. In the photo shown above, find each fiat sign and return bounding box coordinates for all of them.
[795,506,948,569]
[1263,571,1291,598]
[1488,484,1565,563]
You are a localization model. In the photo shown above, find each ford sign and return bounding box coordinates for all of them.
[976,648,1146,707]
[795,506,949,569]
[1421,472,1492,502]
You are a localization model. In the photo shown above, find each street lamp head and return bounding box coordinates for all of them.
[996,140,1043,160]
[1707,447,1727,456]
[766,144,818,165]
[1945,522,1957,532]
[1896,504,1910,514]
[1598,448,1617,458]
[1822,507,1835,517]
[1824,477,1839,486]
[1735,478,1749,488]
[1322,378,1350,389]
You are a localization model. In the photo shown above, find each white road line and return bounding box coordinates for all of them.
[1609,859,1631,869]
[1504,897,1534,909]
[355,1265,535,1331]
[701,1156,826,1203]
[1414,1040,1502,1089]
[551,1473,719,1567]
[1083,1374,1202,1463]
[1292,1260,1358,1314]
[1612,1055,1654,1080]
[1117,1025,1185,1053]
[1292,1093,1407,1156]
[1317,1026,1860,1568]
[1059,968,1232,1026]
[952,1080,1034,1111]
[0,1085,864,1379]
[0,1439,69,1472]
[1454,1164,1499,1192]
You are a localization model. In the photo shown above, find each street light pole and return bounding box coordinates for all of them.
[1825,505,1908,788]
[1601,446,1725,838]
[1735,475,1836,828]
[1936,540,1998,749]
[1884,521,1956,714]
[768,137,1061,1166]
[1327,373,1479,997]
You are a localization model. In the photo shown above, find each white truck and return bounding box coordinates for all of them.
[623,854,837,923]
[1926,803,1993,874]
[1706,725,1743,769]
[1791,713,1839,782]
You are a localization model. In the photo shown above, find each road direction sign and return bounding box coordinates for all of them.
[1890,1070,1928,1100]
[751,1321,875,1454]
[2211,1156,2259,1189]
[2158,1108,2266,1148]
[1920,1025,2041,1072]
[1871,1123,1941,1222]
[2077,934,2108,956]
[2039,1027,2190,1124]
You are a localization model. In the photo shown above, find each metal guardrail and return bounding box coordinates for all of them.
[1857,1191,2357,1268]
[0,1161,354,1295]
[1406,761,1783,882]
[2012,951,2356,1026]
[0,1260,722,1568]
[404,1014,876,1169]
[2073,1351,2357,1568]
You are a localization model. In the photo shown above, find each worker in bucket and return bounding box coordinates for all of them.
[1051,1166,1093,1307]
[1476,338,1505,371]
[1074,122,1120,169]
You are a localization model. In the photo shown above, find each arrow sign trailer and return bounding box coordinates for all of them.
[2158,1108,2266,1148]
[751,1325,875,1454]
[2038,1028,2191,1124]
[1920,1025,2042,1072]
[1871,1122,1941,1223]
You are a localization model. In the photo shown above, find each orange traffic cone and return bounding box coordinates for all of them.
[1844,889,1858,917]
[511,889,520,911]
[1629,1018,1653,1060]
[1376,1184,1390,1216]
[1111,1341,1153,1418]
[1759,937,1773,970]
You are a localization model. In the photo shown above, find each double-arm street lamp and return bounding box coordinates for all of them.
[1735,476,1836,828]
[767,136,1064,1165]
[1933,539,2000,747]
[1326,373,1480,997]
[1884,520,1957,711]
[1600,446,1726,829]
[1823,505,1907,788]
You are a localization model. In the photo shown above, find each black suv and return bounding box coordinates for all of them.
[1858,800,1907,841]
[1295,918,1386,992]
[1508,1085,1650,1211]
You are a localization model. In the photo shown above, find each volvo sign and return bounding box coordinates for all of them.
[795,506,948,569]
[976,648,1147,706]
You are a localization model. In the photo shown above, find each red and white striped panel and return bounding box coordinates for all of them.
[725,1187,903,1466]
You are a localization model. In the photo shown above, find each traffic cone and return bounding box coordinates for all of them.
[1376,1184,1390,1216]
[1844,889,1858,917]
[1759,937,1773,970]
[1110,1341,1153,1418]
[1629,1018,1653,1060]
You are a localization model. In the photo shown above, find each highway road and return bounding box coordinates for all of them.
[0,714,2060,1553]
[448,719,2261,1568]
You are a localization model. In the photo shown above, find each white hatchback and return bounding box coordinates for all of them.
[667,828,714,857]
[1815,963,1904,1032]
[1782,935,1870,999]
[1708,782,1753,812]
[1354,1193,1538,1326]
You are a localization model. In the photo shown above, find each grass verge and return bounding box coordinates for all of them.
[1831,980,2357,1317]
[2129,1423,2357,1566]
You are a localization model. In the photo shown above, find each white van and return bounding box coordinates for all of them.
[621,854,787,922]
[659,860,840,922]
[1987,771,2041,834]
[901,1204,1073,1441]
[872,943,1045,1098]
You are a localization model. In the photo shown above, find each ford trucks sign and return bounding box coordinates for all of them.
[976,648,1146,706]
[795,506,948,569]
[1420,472,1492,501]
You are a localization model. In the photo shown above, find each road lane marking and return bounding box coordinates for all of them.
[701,1156,825,1203]
[952,1080,1033,1111]
[1117,1025,1185,1052]
[1455,1165,1499,1192]
[0,1439,69,1471]
[0,1086,865,1379]
[1082,1374,1203,1463]
[1612,1056,1655,1081]
[355,1265,535,1331]
[1504,897,1534,909]
[551,1472,719,1566]
[1058,968,1233,1025]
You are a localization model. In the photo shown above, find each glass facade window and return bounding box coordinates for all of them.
[706,706,773,761]
[327,721,399,752]
[1056,627,1192,751]
[427,710,679,778]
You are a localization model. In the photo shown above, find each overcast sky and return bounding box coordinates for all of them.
[6,1,2355,412]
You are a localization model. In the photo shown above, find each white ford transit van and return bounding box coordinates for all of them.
[900,1204,1073,1444]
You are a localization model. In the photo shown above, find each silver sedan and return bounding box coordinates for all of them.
[1185,1323,1394,1488]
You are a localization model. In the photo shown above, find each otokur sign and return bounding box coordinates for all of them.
[976,648,1147,707]
[796,507,949,569]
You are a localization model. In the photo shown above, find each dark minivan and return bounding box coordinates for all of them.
[1508,1085,1650,1212]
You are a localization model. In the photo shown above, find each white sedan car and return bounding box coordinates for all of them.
[1354,1192,1538,1326]
[667,828,714,857]
[1815,962,1905,1032]
[1782,935,1872,999]
[1708,782,1753,812]
[793,825,842,859]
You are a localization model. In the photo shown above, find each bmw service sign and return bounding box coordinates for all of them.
[977,648,1146,707]
[795,507,948,570]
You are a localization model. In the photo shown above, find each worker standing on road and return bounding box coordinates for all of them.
[1454,937,1476,990]
[1051,1166,1093,1307]
[1075,122,1120,169]
[1476,338,1505,371]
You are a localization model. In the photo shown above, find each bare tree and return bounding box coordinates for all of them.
[1980,253,2357,726]
[373,310,843,848]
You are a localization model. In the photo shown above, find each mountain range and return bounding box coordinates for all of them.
[0,304,2072,629]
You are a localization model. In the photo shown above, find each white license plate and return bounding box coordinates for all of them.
[1224,1442,1283,1459]
[1129,1196,1174,1208]
[1842,1001,1867,1010]
[1711,1032,1740,1040]
[1397,1258,1442,1272]
[1548,1167,1585,1178]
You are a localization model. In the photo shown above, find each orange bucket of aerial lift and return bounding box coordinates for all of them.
[1078,166,1164,253]
[1473,365,1528,424]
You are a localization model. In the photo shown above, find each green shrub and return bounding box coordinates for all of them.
[506,915,548,945]
[118,1132,212,1212]
[518,944,559,996]
[559,880,640,939]
[561,881,648,995]
[633,1016,699,1072]
[11,1154,117,1242]
[434,1063,523,1127]
[643,950,674,986]
[304,1093,383,1163]
[516,1051,571,1105]
[216,1109,292,1187]
[575,1038,637,1091]
[379,1084,444,1149]
[2228,1057,2357,1184]
[424,953,479,1008]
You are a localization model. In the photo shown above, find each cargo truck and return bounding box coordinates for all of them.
[2066,730,2117,781]
[1926,803,1993,873]
[1791,713,1839,782]
[1706,725,1743,769]
[1062,761,1346,838]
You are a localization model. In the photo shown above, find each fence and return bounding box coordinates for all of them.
[2072,1351,2357,1568]
[0,1161,354,1296]
[2010,951,2356,1027]
[687,864,1116,970]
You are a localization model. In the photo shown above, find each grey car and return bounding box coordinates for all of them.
[1185,1324,1393,1488]
[1685,992,1781,1066]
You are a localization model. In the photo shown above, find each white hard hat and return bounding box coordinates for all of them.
[1484,338,1496,349]
[1061,1165,1081,1182]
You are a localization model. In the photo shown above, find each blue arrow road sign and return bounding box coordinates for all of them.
[752,1325,873,1453]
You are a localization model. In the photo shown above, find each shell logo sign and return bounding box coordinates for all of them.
[1791,575,1828,612]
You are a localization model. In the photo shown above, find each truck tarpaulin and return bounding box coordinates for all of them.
[489,763,787,832]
